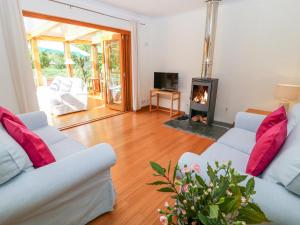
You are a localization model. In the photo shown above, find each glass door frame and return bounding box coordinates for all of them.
[22,10,133,112]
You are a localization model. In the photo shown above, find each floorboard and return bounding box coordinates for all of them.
[63,110,214,225]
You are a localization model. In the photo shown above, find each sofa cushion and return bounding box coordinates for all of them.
[48,138,85,160]
[59,78,72,92]
[287,103,300,135]
[0,124,33,184]
[33,126,66,146]
[256,105,286,141]
[0,124,32,170]
[49,77,62,91]
[3,118,56,168]
[0,145,26,185]
[263,121,300,195]
[0,106,25,126]
[217,128,255,155]
[246,119,287,176]
[178,142,250,178]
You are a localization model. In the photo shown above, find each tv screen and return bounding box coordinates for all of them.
[154,72,178,91]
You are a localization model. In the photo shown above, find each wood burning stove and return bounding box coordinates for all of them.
[189,78,218,125]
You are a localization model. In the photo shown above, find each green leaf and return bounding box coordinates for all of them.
[173,164,179,182]
[236,175,248,183]
[167,214,173,223]
[150,161,165,176]
[171,195,178,199]
[215,161,219,168]
[213,180,229,200]
[237,202,270,224]
[207,163,215,181]
[195,174,207,188]
[209,205,219,219]
[147,181,169,185]
[246,177,255,195]
[215,197,225,205]
[220,195,241,214]
[152,173,161,177]
[167,160,171,175]
[198,212,210,225]
[198,213,223,225]
[157,187,175,193]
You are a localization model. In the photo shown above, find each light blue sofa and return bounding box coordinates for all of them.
[0,111,116,225]
[179,103,300,225]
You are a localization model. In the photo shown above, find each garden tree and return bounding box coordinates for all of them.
[71,44,92,85]
[39,51,50,68]
[49,52,66,70]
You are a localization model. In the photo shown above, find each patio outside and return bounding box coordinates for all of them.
[24,16,124,128]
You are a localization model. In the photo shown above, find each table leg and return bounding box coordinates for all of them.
[178,93,180,115]
[149,91,152,112]
[170,94,174,117]
[156,94,159,110]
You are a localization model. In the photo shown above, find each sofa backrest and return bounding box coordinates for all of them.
[0,124,33,184]
[287,103,300,135]
[50,76,86,93]
[70,78,86,93]
[262,103,300,195]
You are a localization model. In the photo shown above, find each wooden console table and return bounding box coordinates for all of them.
[149,89,181,117]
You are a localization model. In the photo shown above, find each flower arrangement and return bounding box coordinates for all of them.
[148,161,269,225]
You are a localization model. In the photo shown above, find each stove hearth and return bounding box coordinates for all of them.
[189,78,218,125]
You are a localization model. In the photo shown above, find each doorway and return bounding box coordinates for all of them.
[23,11,132,129]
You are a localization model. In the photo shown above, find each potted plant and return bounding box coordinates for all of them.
[148,161,269,225]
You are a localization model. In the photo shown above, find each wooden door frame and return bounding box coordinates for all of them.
[23,10,133,111]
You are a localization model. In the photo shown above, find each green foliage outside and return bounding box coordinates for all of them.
[71,44,92,84]
[30,41,122,88]
[31,43,104,86]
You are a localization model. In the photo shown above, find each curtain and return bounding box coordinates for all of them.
[0,0,39,113]
[130,21,141,111]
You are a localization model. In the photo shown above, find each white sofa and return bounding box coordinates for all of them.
[37,76,88,116]
[0,111,116,225]
[179,103,300,225]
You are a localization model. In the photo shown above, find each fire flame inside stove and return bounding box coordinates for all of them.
[193,90,208,104]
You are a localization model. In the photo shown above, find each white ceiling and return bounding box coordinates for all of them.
[93,0,206,17]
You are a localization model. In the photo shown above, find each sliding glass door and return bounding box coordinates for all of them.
[103,34,125,111]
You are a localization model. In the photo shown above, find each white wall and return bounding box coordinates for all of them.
[144,0,300,123]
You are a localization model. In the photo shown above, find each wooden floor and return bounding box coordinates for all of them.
[47,92,124,129]
[50,106,123,130]
[63,110,214,225]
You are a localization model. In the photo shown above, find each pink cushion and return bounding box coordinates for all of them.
[256,106,286,141]
[246,119,287,176]
[0,106,25,127]
[2,118,56,168]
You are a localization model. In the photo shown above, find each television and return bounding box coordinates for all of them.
[154,72,178,91]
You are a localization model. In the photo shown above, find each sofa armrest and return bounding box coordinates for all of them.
[0,143,116,224]
[18,111,48,130]
[234,112,266,133]
[253,178,300,225]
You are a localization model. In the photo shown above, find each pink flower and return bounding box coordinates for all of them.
[160,215,168,225]
[191,163,201,173]
[181,166,190,174]
[181,209,186,215]
[182,184,189,193]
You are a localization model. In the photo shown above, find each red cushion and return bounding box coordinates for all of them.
[256,106,287,141]
[246,119,287,176]
[2,118,56,168]
[0,106,25,127]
